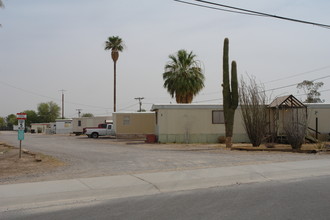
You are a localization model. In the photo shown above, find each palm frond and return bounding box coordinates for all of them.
[105,36,125,52]
[162,49,205,103]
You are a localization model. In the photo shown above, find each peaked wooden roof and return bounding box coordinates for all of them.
[269,95,306,108]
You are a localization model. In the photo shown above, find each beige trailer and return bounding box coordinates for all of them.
[113,112,156,139]
[151,104,248,144]
[151,99,330,144]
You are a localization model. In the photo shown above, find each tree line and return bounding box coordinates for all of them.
[0,101,94,130]
[0,101,60,130]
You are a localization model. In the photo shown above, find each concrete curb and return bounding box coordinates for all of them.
[1,159,330,211]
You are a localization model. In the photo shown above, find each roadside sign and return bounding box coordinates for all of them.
[18,120,25,130]
[16,113,26,130]
[16,113,27,158]
[18,130,24,140]
[16,113,27,120]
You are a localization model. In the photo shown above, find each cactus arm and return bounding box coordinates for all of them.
[231,61,238,109]
[222,38,231,109]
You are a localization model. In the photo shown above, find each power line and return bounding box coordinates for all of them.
[192,75,330,103]
[193,98,222,103]
[0,80,111,110]
[135,97,144,112]
[0,80,60,102]
[175,0,330,29]
[195,65,330,96]
[263,65,330,84]
[264,74,330,92]
[117,103,138,111]
[174,0,266,17]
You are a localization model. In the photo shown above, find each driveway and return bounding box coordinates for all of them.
[0,131,328,183]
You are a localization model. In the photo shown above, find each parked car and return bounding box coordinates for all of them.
[84,123,115,138]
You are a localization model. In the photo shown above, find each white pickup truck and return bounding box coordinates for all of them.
[84,123,115,138]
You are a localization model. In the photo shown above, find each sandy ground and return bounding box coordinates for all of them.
[0,143,65,183]
[1,134,329,185]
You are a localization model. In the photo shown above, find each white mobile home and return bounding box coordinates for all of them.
[152,98,330,144]
[151,104,248,143]
[72,116,112,135]
[55,119,72,134]
[306,103,330,140]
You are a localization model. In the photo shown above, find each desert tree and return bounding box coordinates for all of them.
[297,80,324,103]
[82,113,94,117]
[0,117,5,128]
[239,75,268,147]
[37,101,60,122]
[5,114,17,130]
[163,49,205,103]
[284,111,307,150]
[23,110,39,127]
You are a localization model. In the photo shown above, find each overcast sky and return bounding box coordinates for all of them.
[1,0,330,118]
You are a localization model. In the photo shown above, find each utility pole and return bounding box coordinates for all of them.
[76,109,82,117]
[135,97,144,112]
[59,89,66,119]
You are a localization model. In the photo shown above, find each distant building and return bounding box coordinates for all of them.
[55,119,72,134]
[72,116,112,135]
[31,123,54,134]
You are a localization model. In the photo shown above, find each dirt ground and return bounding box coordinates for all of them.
[0,142,65,182]
[1,139,328,185]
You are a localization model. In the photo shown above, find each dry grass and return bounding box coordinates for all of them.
[0,143,65,180]
[231,142,330,153]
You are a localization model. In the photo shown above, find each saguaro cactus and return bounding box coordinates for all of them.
[222,38,238,148]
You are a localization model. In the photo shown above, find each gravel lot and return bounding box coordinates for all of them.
[1,131,329,184]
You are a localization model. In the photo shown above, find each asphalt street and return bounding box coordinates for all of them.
[2,131,330,219]
[2,175,330,220]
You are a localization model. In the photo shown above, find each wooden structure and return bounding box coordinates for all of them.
[268,95,307,142]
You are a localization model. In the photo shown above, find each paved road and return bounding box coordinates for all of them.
[2,175,330,220]
[0,131,329,183]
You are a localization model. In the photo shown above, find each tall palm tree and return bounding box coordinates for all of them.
[0,0,4,27]
[105,36,125,112]
[163,49,205,103]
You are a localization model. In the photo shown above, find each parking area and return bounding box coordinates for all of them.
[1,131,329,184]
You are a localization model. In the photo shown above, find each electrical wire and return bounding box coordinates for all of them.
[174,0,330,29]
[174,0,266,17]
[0,80,111,110]
[193,98,222,103]
[117,103,138,111]
[264,74,330,92]
[0,80,60,102]
[263,65,330,84]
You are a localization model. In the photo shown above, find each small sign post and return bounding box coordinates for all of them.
[16,113,27,159]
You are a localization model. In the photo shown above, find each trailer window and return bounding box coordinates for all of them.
[123,116,130,125]
[212,110,224,124]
